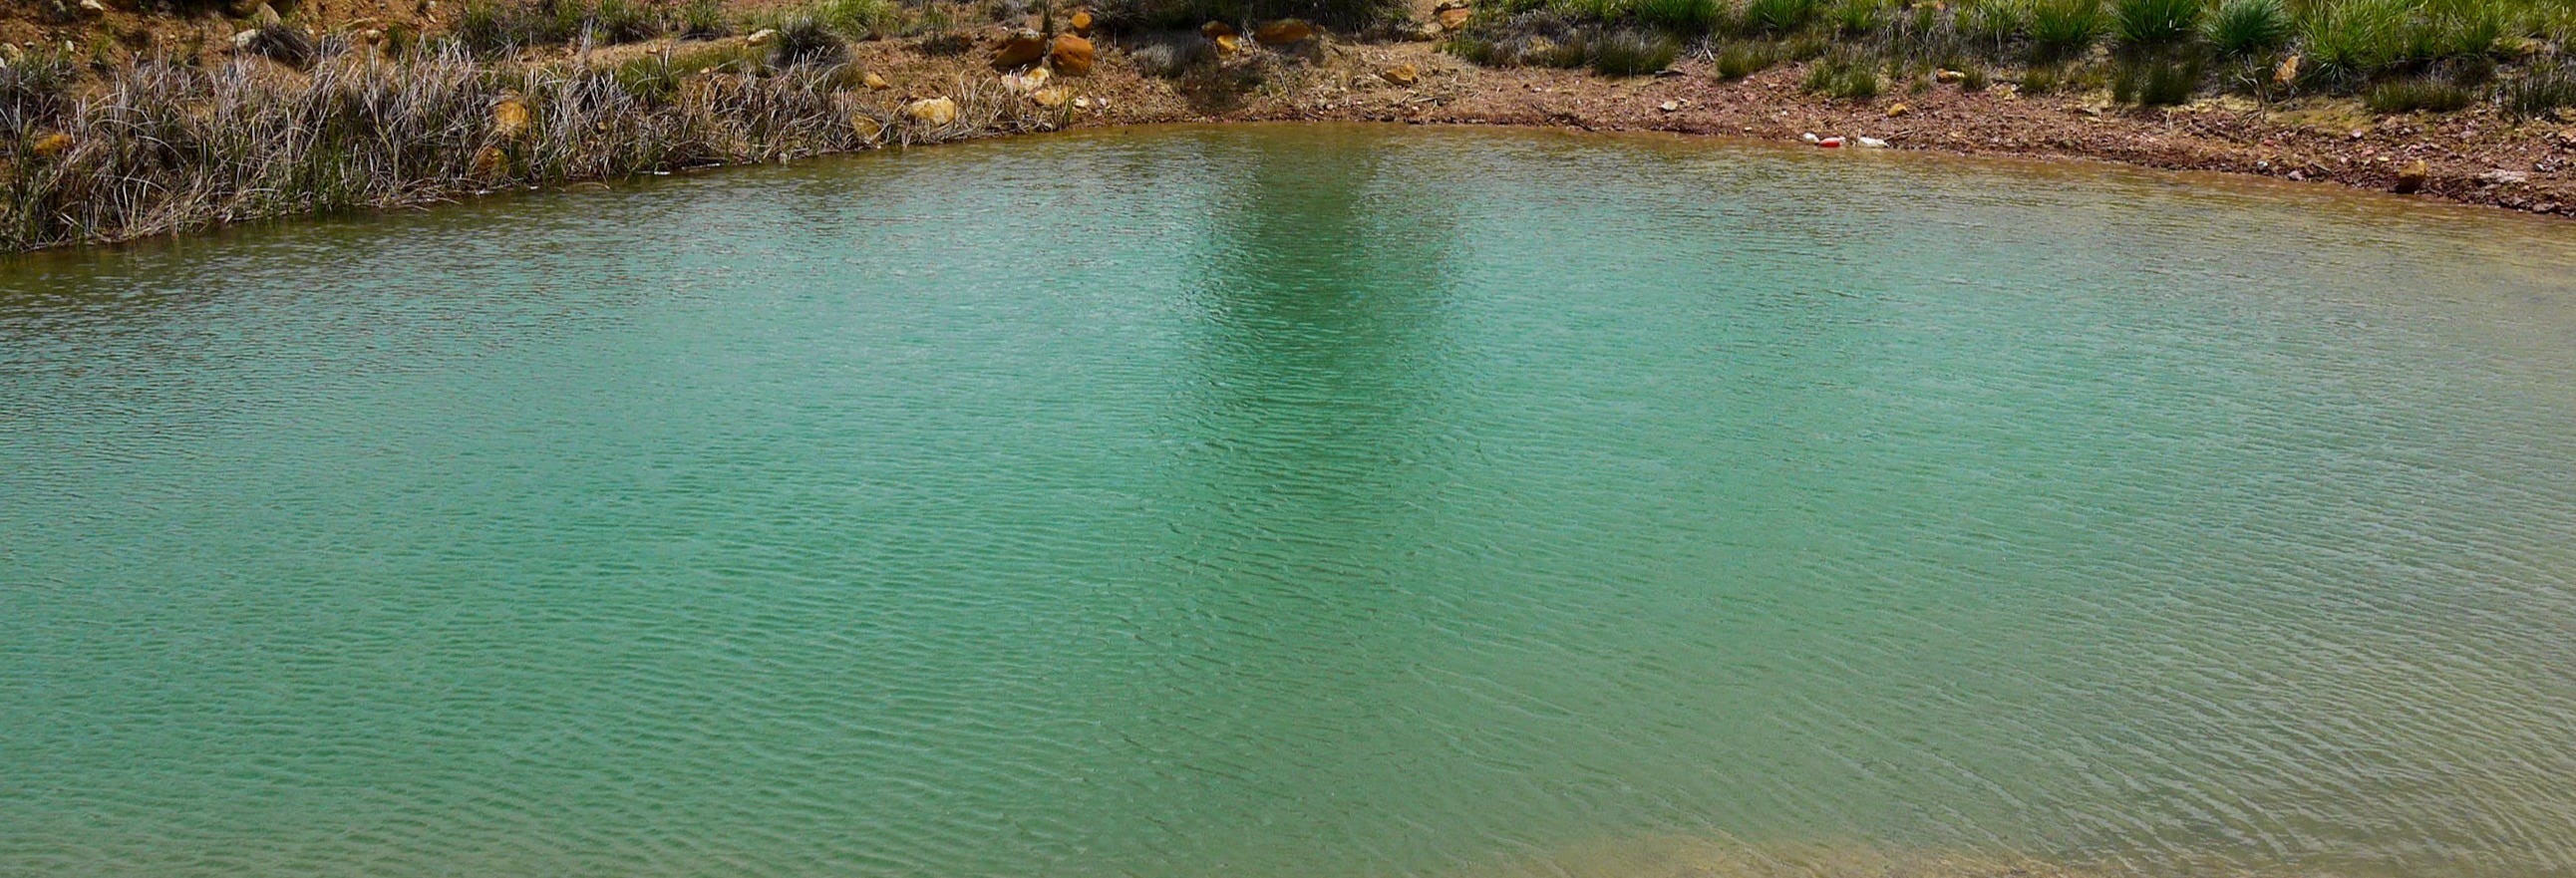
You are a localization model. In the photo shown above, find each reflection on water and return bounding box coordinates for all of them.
[4,125,2576,878]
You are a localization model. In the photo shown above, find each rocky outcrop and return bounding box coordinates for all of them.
[992,29,1046,69]
[1050,34,1094,76]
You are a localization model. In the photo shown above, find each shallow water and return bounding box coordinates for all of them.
[5,124,2576,878]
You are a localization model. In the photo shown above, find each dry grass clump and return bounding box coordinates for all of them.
[0,41,1052,251]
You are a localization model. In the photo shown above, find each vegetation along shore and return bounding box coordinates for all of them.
[7,0,2576,251]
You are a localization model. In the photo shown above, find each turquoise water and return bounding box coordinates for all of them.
[5,125,2576,878]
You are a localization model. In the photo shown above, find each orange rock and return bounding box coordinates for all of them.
[1252,18,1313,44]
[1069,10,1094,34]
[862,71,891,90]
[29,132,72,157]
[992,29,1046,69]
[904,97,958,126]
[1213,33,1241,53]
[2394,158,2428,193]
[1029,87,1068,108]
[1050,34,1094,76]
[851,115,884,143]
[1380,63,1419,85]
[1435,5,1468,29]
[1200,20,1236,38]
[491,96,530,141]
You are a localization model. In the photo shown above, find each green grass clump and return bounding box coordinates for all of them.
[1589,28,1679,74]
[1743,0,1821,35]
[769,15,848,65]
[1961,0,2029,50]
[1635,0,1725,33]
[2298,0,2413,84]
[677,0,733,38]
[2203,0,2289,57]
[2027,0,2106,61]
[1802,51,1881,98]
[2112,57,2201,104]
[1829,0,1888,35]
[2112,0,2197,47]
[2501,62,2576,119]
[814,0,902,37]
[588,0,667,43]
[2364,77,2475,112]
[2018,63,2064,93]
[1715,41,1781,78]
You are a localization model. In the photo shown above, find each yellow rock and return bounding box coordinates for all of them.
[1002,67,1052,92]
[1213,33,1241,53]
[1657,100,1680,113]
[1069,10,1094,34]
[992,29,1046,69]
[1200,20,1236,38]
[1380,63,1419,86]
[1050,34,1095,76]
[29,132,72,157]
[1886,103,1908,117]
[1030,87,1068,108]
[2394,157,2427,193]
[904,97,958,126]
[1933,68,1963,84]
[470,146,509,180]
[491,96,530,141]
[863,71,890,90]
[1252,19,1313,45]
[851,115,884,143]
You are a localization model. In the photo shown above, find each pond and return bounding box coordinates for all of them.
[5,124,2576,878]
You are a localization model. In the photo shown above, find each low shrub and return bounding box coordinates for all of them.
[2112,56,2200,104]
[769,15,847,65]
[1802,51,1880,98]
[1962,0,2031,52]
[1829,0,1887,36]
[1589,28,1678,74]
[1714,40,1780,78]
[2363,77,2475,112]
[678,0,732,38]
[1635,0,1724,34]
[2501,62,2576,119]
[2299,0,2412,85]
[1742,0,1820,35]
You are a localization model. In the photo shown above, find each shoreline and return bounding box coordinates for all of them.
[6,22,2574,254]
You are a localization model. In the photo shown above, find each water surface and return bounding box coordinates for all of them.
[6,125,2576,878]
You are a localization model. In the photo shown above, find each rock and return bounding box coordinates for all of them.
[746,28,778,45]
[1934,68,1963,84]
[1050,34,1094,76]
[1001,67,1051,92]
[1073,95,1092,109]
[1029,87,1067,108]
[226,0,264,15]
[1657,100,1679,113]
[2393,158,2427,193]
[850,115,883,143]
[358,27,386,44]
[904,96,958,126]
[1885,103,1908,117]
[491,95,530,140]
[993,28,1046,69]
[863,71,890,90]
[29,132,71,157]
[1400,20,1441,40]
[1381,63,1419,86]
[251,3,282,25]
[1069,10,1094,34]
[2479,168,2530,185]
[1252,19,1313,45]
[77,0,107,15]
[231,28,259,49]
[1436,3,1469,29]
[2272,54,2299,87]
[1200,20,1236,39]
[1212,33,1240,54]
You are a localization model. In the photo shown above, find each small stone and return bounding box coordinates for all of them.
[1200,20,1236,39]
[1657,100,1679,113]
[1069,10,1093,34]
[993,28,1046,69]
[78,0,107,15]
[850,115,883,143]
[2479,168,2530,185]
[1381,63,1419,86]
[1073,96,1093,109]
[232,29,259,49]
[1252,19,1313,45]
[904,96,958,126]
[1050,34,1094,76]
[1934,68,1963,84]
[1886,103,1908,117]
[251,3,282,25]
[1029,87,1068,108]
[863,71,890,91]
[359,28,386,44]
[746,28,778,46]
[1212,33,1240,54]
[1436,3,1469,29]
[29,132,71,157]
[2393,158,2426,193]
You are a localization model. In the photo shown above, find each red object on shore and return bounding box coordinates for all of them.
[1816,137,1844,147]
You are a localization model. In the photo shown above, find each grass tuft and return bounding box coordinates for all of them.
[2202,0,2288,57]
[1801,50,1880,98]
[2027,0,2106,62]
[2364,77,2475,112]
[2112,0,2197,47]
[1588,28,1679,74]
